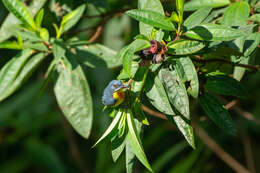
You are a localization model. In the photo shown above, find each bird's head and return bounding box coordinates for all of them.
[102,80,129,106]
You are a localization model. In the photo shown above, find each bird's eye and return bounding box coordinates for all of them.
[113,84,117,87]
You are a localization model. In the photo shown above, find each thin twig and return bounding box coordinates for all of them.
[61,116,90,173]
[142,105,167,120]
[142,105,251,173]
[192,55,259,72]
[225,99,239,110]
[193,123,251,173]
[88,25,103,43]
[240,128,256,173]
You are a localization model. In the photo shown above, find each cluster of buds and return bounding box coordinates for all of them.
[138,40,167,64]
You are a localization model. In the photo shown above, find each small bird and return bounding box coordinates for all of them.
[102,80,129,106]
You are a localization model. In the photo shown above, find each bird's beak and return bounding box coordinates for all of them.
[114,84,130,92]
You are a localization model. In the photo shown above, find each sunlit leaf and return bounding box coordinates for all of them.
[126,9,175,31]
[173,57,199,98]
[167,40,205,55]
[184,7,212,29]
[185,24,245,41]
[126,110,153,172]
[2,0,36,30]
[138,0,164,36]
[184,0,230,11]
[159,68,190,119]
[0,52,45,102]
[222,2,250,26]
[0,49,34,102]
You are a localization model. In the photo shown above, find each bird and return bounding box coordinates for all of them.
[102,80,129,106]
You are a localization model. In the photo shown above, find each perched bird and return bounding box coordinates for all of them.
[102,80,129,106]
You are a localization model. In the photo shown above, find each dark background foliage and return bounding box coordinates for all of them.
[0,0,260,173]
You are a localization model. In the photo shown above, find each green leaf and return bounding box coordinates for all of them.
[173,116,195,148]
[126,9,175,31]
[126,118,142,173]
[111,135,126,162]
[167,40,205,55]
[126,110,153,172]
[2,0,36,30]
[111,113,127,162]
[23,42,48,52]
[20,30,43,42]
[54,48,93,139]
[185,24,245,41]
[250,14,260,22]
[134,34,150,41]
[138,0,164,36]
[40,28,49,42]
[176,0,184,24]
[35,9,44,30]
[205,73,248,98]
[60,4,86,35]
[0,0,47,42]
[222,2,250,26]
[173,57,199,98]
[0,49,34,102]
[199,92,236,136]
[184,7,212,29]
[117,61,139,80]
[184,0,230,11]
[145,73,175,115]
[74,43,120,69]
[122,46,135,78]
[93,111,122,147]
[1,53,45,102]
[0,41,23,50]
[159,68,190,119]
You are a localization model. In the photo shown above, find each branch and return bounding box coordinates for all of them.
[88,25,103,43]
[193,123,251,173]
[191,55,259,72]
[142,105,251,173]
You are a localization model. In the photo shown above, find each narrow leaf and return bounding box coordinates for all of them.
[126,9,175,31]
[93,111,122,147]
[0,0,47,42]
[184,7,212,29]
[173,116,195,148]
[185,23,245,41]
[184,0,230,11]
[0,41,22,50]
[60,4,86,34]
[126,111,153,172]
[0,49,34,102]
[3,0,36,30]
[35,9,44,30]
[122,46,135,78]
[167,40,205,55]
[159,68,190,119]
[199,92,236,135]
[126,118,142,173]
[173,57,199,98]
[0,53,45,102]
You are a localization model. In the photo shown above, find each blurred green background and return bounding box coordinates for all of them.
[0,0,260,173]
